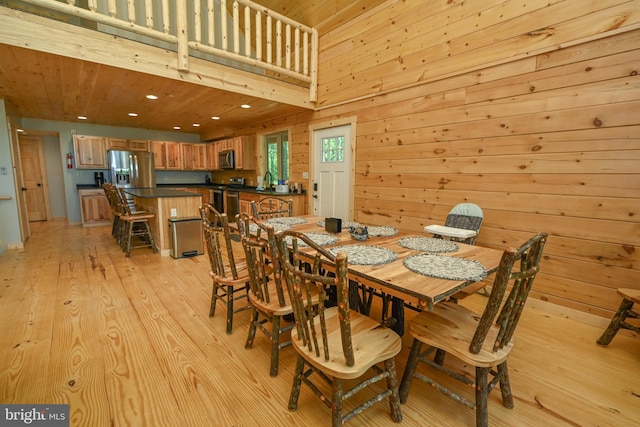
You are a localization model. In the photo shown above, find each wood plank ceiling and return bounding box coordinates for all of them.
[0,0,386,139]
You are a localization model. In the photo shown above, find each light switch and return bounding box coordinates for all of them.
[302,171,309,179]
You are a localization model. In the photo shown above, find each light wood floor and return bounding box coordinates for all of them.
[1,220,638,426]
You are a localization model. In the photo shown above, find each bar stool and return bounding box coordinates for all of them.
[102,183,122,242]
[116,188,157,257]
[597,288,640,346]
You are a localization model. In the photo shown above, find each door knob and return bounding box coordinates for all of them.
[37,183,42,187]
[21,187,27,191]
[313,194,318,199]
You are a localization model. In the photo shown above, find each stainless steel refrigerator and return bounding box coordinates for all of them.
[108,150,156,189]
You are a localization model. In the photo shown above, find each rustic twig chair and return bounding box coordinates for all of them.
[251,197,293,220]
[278,229,403,427]
[597,288,640,346]
[237,213,317,377]
[199,205,251,334]
[399,232,547,427]
[116,187,157,257]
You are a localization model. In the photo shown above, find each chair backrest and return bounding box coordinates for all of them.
[237,213,289,307]
[199,204,241,279]
[102,183,118,212]
[251,197,293,220]
[445,203,484,244]
[276,230,355,366]
[469,232,548,354]
[116,187,133,217]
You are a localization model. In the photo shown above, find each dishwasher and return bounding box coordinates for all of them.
[224,177,245,222]
[225,191,240,221]
[210,187,225,213]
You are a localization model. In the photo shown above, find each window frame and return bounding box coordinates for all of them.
[263,130,289,185]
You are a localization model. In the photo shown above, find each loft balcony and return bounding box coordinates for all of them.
[0,0,317,137]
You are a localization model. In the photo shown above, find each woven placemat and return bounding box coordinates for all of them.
[397,236,459,253]
[285,232,339,247]
[249,222,291,233]
[265,217,307,226]
[403,254,487,281]
[366,226,399,237]
[328,245,398,266]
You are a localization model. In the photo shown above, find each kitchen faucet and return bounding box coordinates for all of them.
[264,171,273,190]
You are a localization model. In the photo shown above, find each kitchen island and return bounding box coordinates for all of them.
[125,188,202,257]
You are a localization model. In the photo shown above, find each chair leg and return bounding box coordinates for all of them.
[497,361,514,409]
[384,358,403,423]
[331,378,344,427]
[434,348,447,366]
[476,367,489,427]
[270,315,281,377]
[144,221,157,253]
[209,283,220,317]
[399,339,422,403]
[245,308,259,349]
[226,286,234,334]
[288,356,305,411]
[597,298,634,346]
[125,221,133,257]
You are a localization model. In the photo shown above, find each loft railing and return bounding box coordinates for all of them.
[16,0,318,102]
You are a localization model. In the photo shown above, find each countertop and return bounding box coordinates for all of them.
[124,188,202,198]
[157,183,306,196]
[76,183,306,196]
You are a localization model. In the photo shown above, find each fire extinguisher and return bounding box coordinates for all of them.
[66,153,73,169]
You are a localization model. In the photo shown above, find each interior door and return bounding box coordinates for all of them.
[312,125,352,219]
[9,124,30,241]
[19,135,48,221]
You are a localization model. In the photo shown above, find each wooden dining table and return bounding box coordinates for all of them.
[261,215,505,334]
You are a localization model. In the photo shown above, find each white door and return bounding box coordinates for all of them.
[312,125,352,219]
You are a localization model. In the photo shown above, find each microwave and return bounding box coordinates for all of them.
[218,149,235,169]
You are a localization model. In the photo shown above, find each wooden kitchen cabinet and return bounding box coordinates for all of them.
[150,140,167,169]
[73,135,107,169]
[151,141,182,170]
[106,137,129,150]
[207,141,220,170]
[233,135,256,170]
[166,142,182,169]
[128,139,149,151]
[181,143,208,170]
[79,189,112,227]
[106,138,149,151]
[239,192,260,215]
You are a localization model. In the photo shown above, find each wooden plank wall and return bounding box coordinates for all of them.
[236,0,640,321]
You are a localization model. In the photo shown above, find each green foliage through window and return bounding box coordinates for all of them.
[321,136,344,162]
[265,131,289,185]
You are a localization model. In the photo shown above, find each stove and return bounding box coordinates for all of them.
[228,177,246,188]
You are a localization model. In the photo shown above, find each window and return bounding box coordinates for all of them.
[321,135,345,163]
[265,131,289,185]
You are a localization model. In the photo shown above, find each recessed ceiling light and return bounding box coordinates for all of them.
[193,123,200,127]
[128,112,138,117]
[241,104,251,109]
[173,126,181,130]
[146,94,158,100]
[78,116,87,120]
[211,116,220,120]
